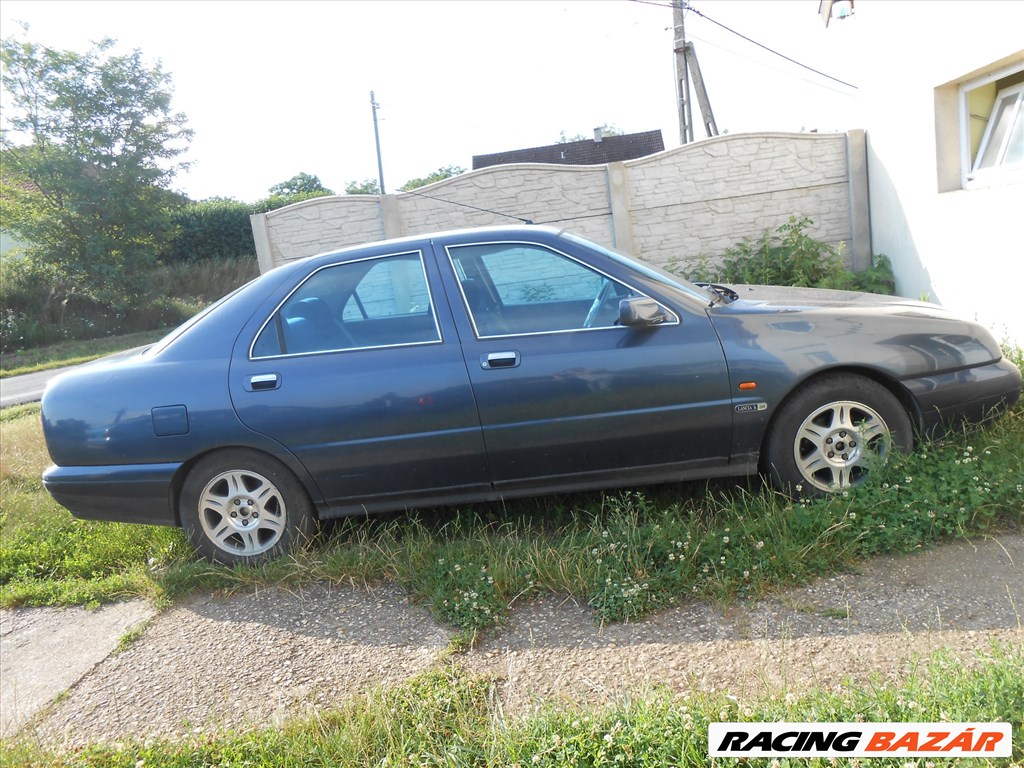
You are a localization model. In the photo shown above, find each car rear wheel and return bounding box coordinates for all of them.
[181,449,315,565]
[765,375,913,496]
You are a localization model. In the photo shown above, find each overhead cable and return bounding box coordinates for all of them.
[627,0,858,90]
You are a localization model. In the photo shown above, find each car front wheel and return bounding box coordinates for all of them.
[180,449,315,565]
[765,375,913,496]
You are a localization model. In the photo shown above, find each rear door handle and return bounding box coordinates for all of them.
[246,373,281,391]
[480,351,520,370]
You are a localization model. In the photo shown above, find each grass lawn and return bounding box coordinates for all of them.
[0,330,170,378]
[2,350,1021,624]
[0,350,1020,765]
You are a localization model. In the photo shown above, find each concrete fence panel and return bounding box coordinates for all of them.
[251,131,868,274]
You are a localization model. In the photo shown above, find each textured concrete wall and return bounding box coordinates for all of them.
[252,131,863,274]
[625,133,853,269]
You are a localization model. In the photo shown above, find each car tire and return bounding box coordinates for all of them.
[180,449,315,565]
[765,374,913,497]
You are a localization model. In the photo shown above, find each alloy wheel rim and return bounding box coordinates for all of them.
[198,469,287,555]
[792,400,891,492]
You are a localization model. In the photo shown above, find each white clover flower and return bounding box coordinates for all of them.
[722,536,730,544]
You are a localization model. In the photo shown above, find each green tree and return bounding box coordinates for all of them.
[344,179,381,195]
[268,172,334,197]
[0,31,192,305]
[399,164,466,192]
[557,123,624,143]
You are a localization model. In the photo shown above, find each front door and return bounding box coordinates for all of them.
[437,238,733,491]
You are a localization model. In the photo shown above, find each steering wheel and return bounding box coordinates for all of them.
[583,280,613,329]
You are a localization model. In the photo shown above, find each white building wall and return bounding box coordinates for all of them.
[846,2,1024,343]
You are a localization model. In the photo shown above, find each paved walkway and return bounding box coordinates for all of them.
[0,601,157,737]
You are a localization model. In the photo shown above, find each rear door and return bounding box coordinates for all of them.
[230,247,489,512]
[436,237,734,491]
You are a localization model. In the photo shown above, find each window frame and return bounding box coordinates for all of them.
[445,239,679,340]
[248,250,443,360]
[970,82,1023,178]
[959,62,1024,188]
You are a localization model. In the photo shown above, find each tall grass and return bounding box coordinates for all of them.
[3,359,1021,626]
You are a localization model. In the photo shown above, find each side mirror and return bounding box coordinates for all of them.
[618,297,668,327]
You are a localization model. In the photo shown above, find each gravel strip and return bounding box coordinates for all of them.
[27,533,1023,747]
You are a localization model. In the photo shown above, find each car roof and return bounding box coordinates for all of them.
[293,224,568,269]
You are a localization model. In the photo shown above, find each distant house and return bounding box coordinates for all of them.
[473,129,665,170]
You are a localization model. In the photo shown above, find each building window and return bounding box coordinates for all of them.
[971,83,1023,177]
[959,63,1024,188]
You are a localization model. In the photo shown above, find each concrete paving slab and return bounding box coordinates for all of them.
[0,600,156,737]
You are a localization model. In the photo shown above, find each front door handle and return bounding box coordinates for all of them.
[481,351,520,370]
[246,373,281,391]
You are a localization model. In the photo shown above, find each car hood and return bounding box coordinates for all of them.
[728,285,944,312]
[707,284,1005,377]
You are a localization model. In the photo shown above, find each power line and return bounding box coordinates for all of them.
[627,0,858,90]
[403,189,534,225]
[685,30,858,98]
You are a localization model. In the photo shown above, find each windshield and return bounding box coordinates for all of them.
[563,232,719,305]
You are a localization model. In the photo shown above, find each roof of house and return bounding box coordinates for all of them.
[472,129,665,169]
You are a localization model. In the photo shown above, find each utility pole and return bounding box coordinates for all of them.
[673,2,694,144]
[673,2,718,144]
[370,90,386,194]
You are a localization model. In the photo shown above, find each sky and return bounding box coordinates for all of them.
[0,0,866,202]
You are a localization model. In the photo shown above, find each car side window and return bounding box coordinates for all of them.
[251,252,440,357]
[447,243,636,337]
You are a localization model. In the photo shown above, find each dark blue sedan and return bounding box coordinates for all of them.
[41,226,1022,564]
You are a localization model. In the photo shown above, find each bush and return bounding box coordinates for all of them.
[162,198,256,263]
[160,192,335,264]
[682,216,895,294]
[0,253,257,354]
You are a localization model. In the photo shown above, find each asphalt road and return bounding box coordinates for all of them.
[0,367,70,408]
[1,347,151,409]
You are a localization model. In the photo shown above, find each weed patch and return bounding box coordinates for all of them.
[2,355,1021,629]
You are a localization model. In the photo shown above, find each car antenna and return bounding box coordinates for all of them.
[401,189,534,225]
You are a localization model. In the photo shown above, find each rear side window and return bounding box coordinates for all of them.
[251,251,440,357]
